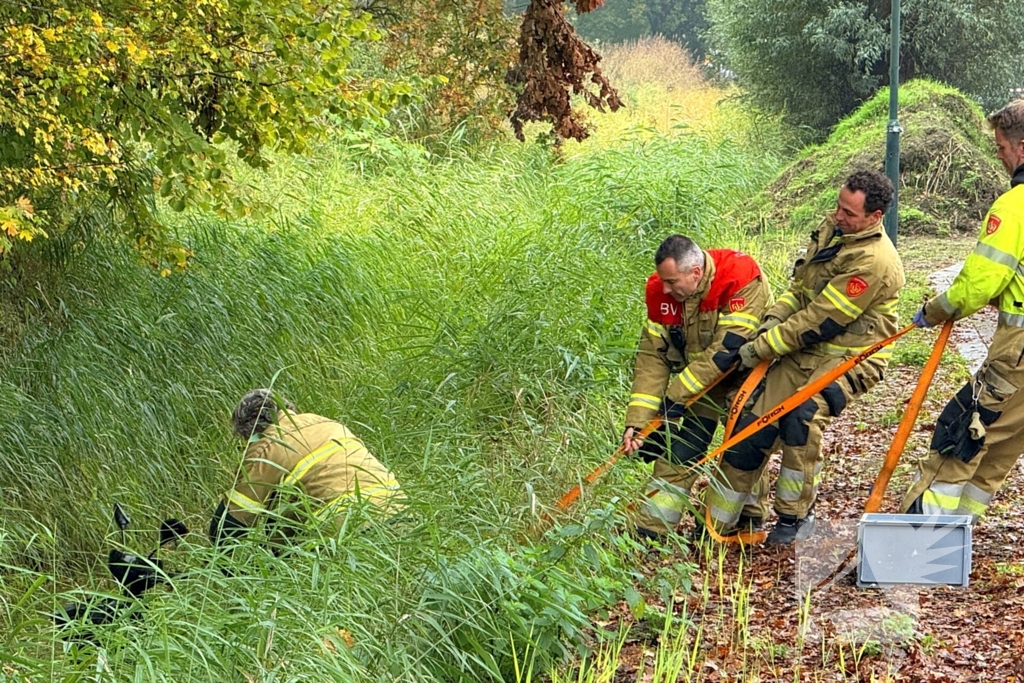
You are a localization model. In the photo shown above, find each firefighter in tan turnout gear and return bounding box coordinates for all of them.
[623,235,772,539]
[706,170,905,545]
[902,100,1024,521]
[209,389,406,545]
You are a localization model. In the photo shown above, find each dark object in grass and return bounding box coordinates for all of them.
[52,504,188,642]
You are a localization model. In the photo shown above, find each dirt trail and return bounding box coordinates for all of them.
[614,236,1024,682]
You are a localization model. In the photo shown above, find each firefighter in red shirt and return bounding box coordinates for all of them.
[624,235,772,539]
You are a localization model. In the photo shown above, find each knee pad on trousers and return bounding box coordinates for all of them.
[931,382,1003,462]
[819,381,847,416]
[779,398,817,447]
[665,415,717,466]
[723,411,777,471]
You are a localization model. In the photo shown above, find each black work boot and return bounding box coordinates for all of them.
[634,525,665,543]
[905,495,924,515]
[736,513,764,531]
[765,511,815,546]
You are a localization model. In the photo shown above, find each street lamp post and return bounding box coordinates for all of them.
[884,0,901,246]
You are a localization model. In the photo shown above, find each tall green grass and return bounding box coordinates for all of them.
[0,123,787,681]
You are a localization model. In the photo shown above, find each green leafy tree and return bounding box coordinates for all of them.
[570,0,709,59]
[0,0,414,268]
[706,0,1024,136]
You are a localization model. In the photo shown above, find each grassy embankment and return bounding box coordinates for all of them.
[0,39,790,682]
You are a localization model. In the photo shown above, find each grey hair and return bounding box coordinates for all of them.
[231,389,297,439]
[654,234,704,271]
[988,99,1024,145]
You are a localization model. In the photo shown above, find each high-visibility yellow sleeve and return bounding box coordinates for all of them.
[926,201,1024,324]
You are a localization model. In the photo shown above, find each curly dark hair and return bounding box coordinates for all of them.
[844,170,894,215]
[231,389,297,439]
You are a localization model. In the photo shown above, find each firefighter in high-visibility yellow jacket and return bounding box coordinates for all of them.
[209,389,406,545]
[902,100,1024,522]
[707,170,905,545]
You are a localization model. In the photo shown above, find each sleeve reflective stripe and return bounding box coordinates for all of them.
[283,439,361,486]
[778,291,800,312]
[628,393,661,410]
[678,366,704,394]
[718,312,758,330]
[765,325,793,355]
[877,299,898,315]
[973,242,1022,273]
[935,292,958,316]
[819,342,893,359]
[822,283,864,318]
[226,489,267,514]
[646,320,667,338]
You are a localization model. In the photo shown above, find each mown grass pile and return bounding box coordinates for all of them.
[0,94,787,680]
[756,79,1005,236]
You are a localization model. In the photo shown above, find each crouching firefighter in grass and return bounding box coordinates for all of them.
[209,389,407,546]
[623,234,773,540]
[902,100,1024,522]
[707,170,905,545]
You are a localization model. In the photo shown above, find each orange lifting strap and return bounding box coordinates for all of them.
[547,321,953,548]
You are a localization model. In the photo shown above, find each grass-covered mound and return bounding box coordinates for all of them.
[759,80,1005,236]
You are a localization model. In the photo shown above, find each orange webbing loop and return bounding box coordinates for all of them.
[865,319,952,511]
[724,358,771,440]
[698,323,918,544]
[812,320,952,588]
[544,365,737,520]
[703,358,772,545]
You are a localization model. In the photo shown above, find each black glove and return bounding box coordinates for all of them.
[659,397,687,420]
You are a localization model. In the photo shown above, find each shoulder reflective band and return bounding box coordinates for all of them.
[281,438,362,487]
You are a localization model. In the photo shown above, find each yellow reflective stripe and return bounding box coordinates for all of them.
[778,292,800,312]
[646,321,667,338]
[973,242,1021,273]
[629,393,661,410]
[283,439,360,487]
[819,342,893,358]
[706,487,745,527]
[315,477,403,519]
[878,299,898,314]
[226,489,267,515]
[922,488,960,514]
[765,326,792,355]
[822,283,863,318]
[719,312,758,331]
[678,367,704,394]
[957,494,988,517]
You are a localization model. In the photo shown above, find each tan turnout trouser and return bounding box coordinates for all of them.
[902,354,1024,520]
[705,351,884,532]
[634,383,770,536]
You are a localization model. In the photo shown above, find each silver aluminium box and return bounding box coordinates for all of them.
[857,513,972,588]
